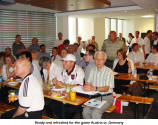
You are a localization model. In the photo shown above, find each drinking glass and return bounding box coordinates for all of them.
[70,91,76,101]
[8,90,15,102]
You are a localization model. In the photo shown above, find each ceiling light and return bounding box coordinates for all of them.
[141,15,154,18]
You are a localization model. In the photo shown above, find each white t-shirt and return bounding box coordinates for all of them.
[18,74,44,112]
[143,37,151,54]
[131,37,144,52]
[128,51,145,64]
[58,65,84,86]
[146,53,158,65]
[54,40,63,47]
[153,39,158,45]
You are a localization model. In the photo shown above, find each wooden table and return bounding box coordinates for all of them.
[136,64,158,70]
[114,73,158,83]
[1,82,21,90]
[44,89,89,118]
[43,89,88,106]
[1,82,89,118]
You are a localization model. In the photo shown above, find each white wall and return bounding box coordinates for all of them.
[134,18,154,33]
[154,14,158,32]
[94,17,105,50]
[78,17,94,42]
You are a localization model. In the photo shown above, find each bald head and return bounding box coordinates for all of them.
[14,59,31,78]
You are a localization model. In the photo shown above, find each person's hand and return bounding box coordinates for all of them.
[135,62,140,66]
[57,81,65,88]
[83,83,96,92]
[52,78,58,86]
[83,83,91,91]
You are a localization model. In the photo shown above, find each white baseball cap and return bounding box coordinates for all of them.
[63,54,76,62]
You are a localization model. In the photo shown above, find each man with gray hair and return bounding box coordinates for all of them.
[83,51,114,119]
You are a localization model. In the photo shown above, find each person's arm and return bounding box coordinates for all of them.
[96,86,109,92]
[128,59,133,73]
[55,80,78,88]
[83,83,109,92]
[142,45,146,58]
[12,106,26,118]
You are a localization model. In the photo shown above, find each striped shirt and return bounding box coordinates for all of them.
[87,66,114,93]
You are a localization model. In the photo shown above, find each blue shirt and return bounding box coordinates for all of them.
[29,44,40,52]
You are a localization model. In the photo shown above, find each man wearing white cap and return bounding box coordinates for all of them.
[53,54,84,87]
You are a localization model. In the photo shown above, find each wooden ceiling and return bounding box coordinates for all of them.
[15,0,111,12]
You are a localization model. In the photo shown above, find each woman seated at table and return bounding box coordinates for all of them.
[2,55,16,81]
[39,56,63,87]
[113,48,134,94]
[146,45,158,66]
[128,43,145,66]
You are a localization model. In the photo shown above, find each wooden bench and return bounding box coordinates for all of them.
[105,105,116,113]
[117,95,154,104]
[148,85,158,91]
[82,105,116,113]
[0,102,16,115]
[117,95,154,118]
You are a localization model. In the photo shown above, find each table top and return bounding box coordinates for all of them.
[0,82,89,106]
[136,64,158,70]
[114,73,158,83]
[44,89,89,106]
[1,82,20,90]
[117,95,154,104]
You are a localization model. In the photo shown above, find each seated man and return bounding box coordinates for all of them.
[146,45,158,66]
[53,54,84,88]
[51,54,84,118]
[39,44,51,60]
[1,59,44,119]
[84,50,96,82]
[128,43,145,66]
[82,51,114,119]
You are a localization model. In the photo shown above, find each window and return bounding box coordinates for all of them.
[111,19,117,31]
[105,18,110,39]
[105,18,124,39]
[117,19,123,35]
[0,9,56,53]
[68,16,77,44]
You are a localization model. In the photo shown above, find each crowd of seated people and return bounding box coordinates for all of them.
[0,30,158,119]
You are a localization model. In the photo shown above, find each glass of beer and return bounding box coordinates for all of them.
[8,90,15,102]
[70,91,76,101]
